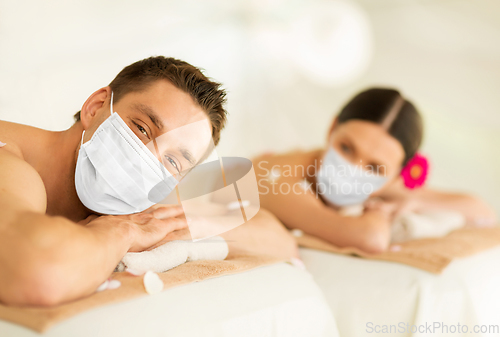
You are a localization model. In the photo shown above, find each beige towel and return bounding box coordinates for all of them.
[0,252,283,333]
[296,226,500,274]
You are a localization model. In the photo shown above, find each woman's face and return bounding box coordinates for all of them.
[327,119,405,182]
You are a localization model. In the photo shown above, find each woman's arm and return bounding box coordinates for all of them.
[261,182,391,253]
[254,153,393,253]
[377,178,497,226]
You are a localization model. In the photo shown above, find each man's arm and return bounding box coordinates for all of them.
[0,150,185,306]
[219,208,299,259]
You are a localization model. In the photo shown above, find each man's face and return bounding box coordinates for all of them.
[82,79,213,179]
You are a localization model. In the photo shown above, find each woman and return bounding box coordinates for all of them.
[253,88,497,254]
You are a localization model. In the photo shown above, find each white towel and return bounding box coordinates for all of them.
[116,236,229,273]
[338,205,465,243]
[390,211,465,243]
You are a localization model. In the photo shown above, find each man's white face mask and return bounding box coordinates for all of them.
[74,92,178,215]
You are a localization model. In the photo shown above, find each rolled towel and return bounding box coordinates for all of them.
[391,210,465,243]
[116,236,229,273]
[338,204,466,243]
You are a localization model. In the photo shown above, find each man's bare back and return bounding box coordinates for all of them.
[0,119,93,221]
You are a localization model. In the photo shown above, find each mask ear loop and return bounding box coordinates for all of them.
[80,130,85,147]
[110,91,114,115]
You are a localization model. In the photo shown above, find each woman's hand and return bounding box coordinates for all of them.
[367,195,422,220]
[371,178,423,218]
[375,176,497,225]
[364,198,398,217]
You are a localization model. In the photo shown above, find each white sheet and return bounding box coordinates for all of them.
[300,246,500,337]
[0,263,339,337]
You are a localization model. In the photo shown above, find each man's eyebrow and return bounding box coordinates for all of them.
[131,103,164,131]
[179,147,196,167]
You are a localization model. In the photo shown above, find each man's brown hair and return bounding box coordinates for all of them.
[74,56,227,146]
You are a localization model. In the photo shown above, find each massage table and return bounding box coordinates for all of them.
[0,263,339,337]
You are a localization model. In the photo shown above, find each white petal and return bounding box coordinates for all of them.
[226,201,241,211]
[269,168,281,181]
[125,268,145,276]
[107,280,121,290]
[226,200,250,211]
[96,280,109,292]
[143,271,164,295]
[290,257,306,270]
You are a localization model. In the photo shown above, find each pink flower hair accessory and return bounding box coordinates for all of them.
[401,153,429,189]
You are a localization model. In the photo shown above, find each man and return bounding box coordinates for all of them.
[0,56,296,307]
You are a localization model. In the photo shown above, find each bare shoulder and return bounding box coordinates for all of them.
[252,148,324,179]
[0,120,26,159]
[0,148,47,214]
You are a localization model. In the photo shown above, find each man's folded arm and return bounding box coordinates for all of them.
[0,151,131,306]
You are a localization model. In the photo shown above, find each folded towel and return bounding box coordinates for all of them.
[295,226,500,274]
[339,204,466,243]
[116,236,229,273]
[0,252,283,333]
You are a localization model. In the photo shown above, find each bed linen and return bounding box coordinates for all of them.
[0,263,339,337]
[300,246,500,337]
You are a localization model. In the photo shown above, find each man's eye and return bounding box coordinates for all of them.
[165,156,180,173]
[136,124,148,138]
[340,143,350,153]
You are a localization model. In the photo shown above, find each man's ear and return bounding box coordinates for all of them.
[79,87,112,131]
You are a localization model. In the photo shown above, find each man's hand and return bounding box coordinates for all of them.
[81,205,188,252]
[146,228,192,251]
[0,203,189,306]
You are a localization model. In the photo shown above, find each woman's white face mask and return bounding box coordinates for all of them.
[74,92,178,215]
[316,147,387,207]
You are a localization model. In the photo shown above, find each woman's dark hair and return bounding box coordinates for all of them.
[336,87,423,166]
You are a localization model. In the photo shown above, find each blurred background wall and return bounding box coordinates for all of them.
[0,0,499,214]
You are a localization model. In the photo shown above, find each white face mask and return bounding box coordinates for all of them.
[316,147,387,207]
[75,92,178,215]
